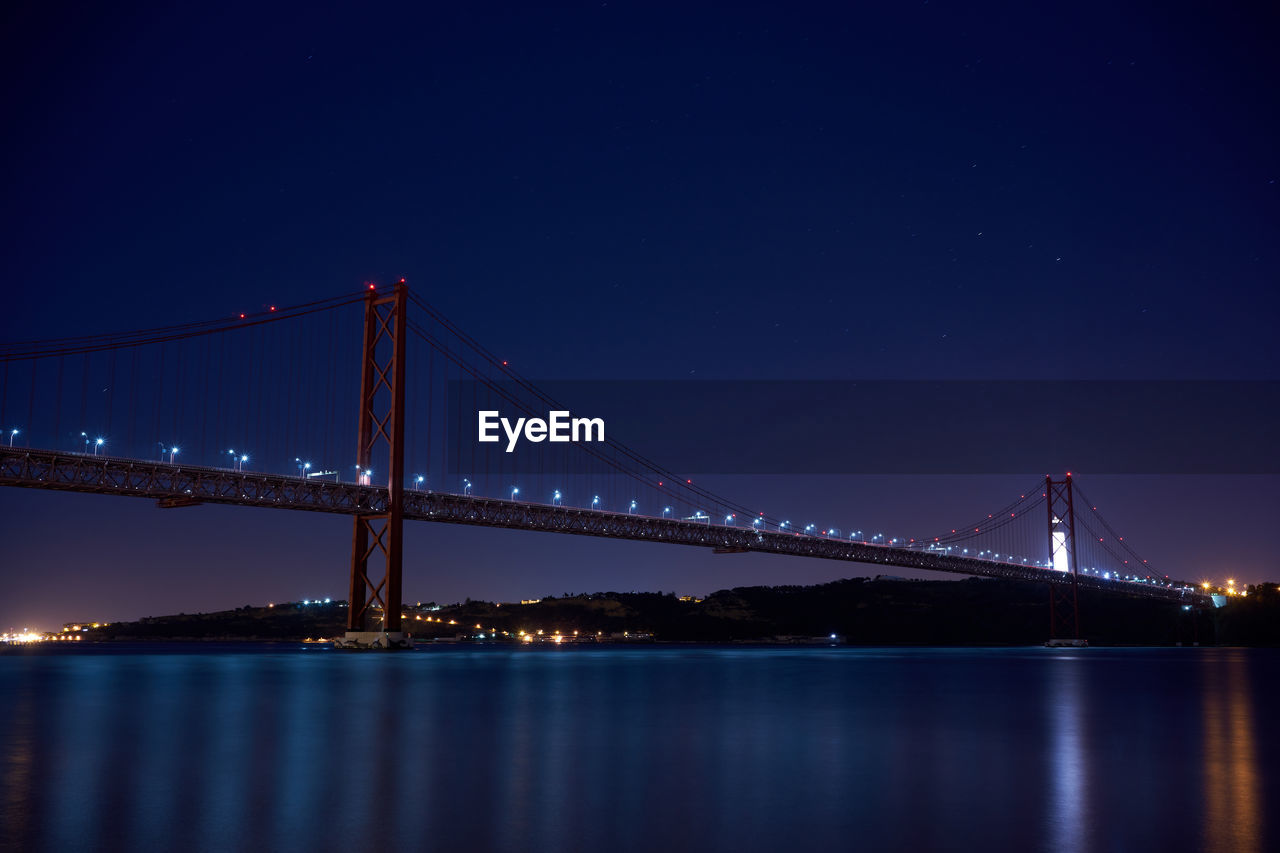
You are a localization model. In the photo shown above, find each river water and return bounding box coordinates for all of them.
[1,645,1276,853]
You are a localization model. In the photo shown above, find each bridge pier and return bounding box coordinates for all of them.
[334,631,413,650]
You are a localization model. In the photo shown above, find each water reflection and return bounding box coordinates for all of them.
[1048,657,1089,853]
[0,646,1275,853]
[1201,650,1261,853]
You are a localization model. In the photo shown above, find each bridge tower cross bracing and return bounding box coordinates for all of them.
[1045,473,1083,644]
[342,282,409,649]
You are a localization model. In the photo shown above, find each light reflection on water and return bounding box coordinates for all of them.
[1202,650,1262,853]
[0,646,1276,853]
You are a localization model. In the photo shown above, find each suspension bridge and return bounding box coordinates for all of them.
[0,282,1210,647]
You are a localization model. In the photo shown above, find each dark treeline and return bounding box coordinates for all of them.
[73,577,1280,645]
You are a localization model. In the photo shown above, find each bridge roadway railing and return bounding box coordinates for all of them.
[0,447,1209,606]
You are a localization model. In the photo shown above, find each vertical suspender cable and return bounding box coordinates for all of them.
[154,342,165,452]
[427,343,437,484]
[53,355,64,449]
[106,349,116,440]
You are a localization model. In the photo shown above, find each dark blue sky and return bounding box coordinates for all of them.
[2,1,1276,630]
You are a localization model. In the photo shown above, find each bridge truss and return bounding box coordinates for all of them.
[0,446,1210,608]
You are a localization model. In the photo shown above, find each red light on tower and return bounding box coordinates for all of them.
[269,306,276,312]
[239,313,245,319]
[399,278,405,283]
[502,361,508,366]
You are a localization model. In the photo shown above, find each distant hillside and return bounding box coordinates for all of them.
[67,576,1273,645]
[440,577,1215,645]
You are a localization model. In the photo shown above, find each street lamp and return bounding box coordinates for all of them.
[592,495,600,511]
[553,490,562,506]
[725,514,734,525]
[629,500,637,514]
[463,478,472,496]
[781,521,790,531]
[169,446,179,464]
[295,458,311,478]
[81,432,89,452]
[663,507,671,518]
[8,428,18,446]
[94,438,104,456]
[804,524,815,535]
[415,475,425,488]
[241,454,250,471]
[511,486,519,500]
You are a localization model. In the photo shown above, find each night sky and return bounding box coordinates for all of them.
[2,1,1276,631]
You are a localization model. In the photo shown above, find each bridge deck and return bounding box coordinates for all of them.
[0,447,1209,606]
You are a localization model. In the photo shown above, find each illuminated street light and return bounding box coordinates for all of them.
[593,495,600,511]
[663,507,671,518]
[295,458,311,478]
[7,428,17,446]
[725,514,734,525]
[169,446,179,464]
[94,438,104,456]
[511,486,519,500]
[781,521,790,531]
[804,524,815,535]
[629,500,637,514]
[463,478,472,496]
[553,490,562,506]
[415,475,425,488]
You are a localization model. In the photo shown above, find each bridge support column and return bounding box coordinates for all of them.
[339,282,411,651]
[1045,474,1085,646]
